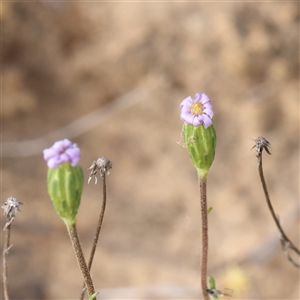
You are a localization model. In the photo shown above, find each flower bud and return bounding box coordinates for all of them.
[43,139,83,225]
[47,163,84,225]
[180,93,216,177]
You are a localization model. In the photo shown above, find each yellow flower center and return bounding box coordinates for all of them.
[190,103,203,116]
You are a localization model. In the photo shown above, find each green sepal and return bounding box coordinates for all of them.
[182,123,216,177]
[47,163,84,225]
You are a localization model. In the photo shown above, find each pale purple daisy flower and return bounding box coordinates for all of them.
[43,139,80,169]
[180,93,214,128]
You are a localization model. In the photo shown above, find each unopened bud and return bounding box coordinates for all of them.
[47,163,84,225]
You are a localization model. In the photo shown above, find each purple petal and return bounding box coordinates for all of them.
[192,117,202,127]
[66,147,80,157]
[180,111,190,121]
[52,141,65,152]
[181,105,191,113]
[65,147,80,165]
[194,93,201,101]
[47,157,61,169]
[43,148,57,160]
[203,107,214,118]
[200,93,211,105]
[184,96,193,103]
[53,139,72,152]
[59,153,70,164]
[62,139,72,147]
[184,113,196,125]
[203,102,213,110]
[202,114,213,128]
[192,120,201,127]
[71,156,80,167]
[180,97,193,108]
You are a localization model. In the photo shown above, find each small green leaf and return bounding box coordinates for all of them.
[89,292,99,300]
[207,275,219,299]
[207,275,216,289]
[207,207,213,214]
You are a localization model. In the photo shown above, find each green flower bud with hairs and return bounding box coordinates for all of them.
[43,139,84,226]
[180,93,217,177]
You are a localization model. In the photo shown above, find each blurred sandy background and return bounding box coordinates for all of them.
[1,2,299,299]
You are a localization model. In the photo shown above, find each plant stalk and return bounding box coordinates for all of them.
[3,224,11,300]
[66,223,96,297]
[257,150,300,267]
[80,173,107,300]
[199,174,209,300]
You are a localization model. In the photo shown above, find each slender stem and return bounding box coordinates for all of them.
[80,174,107,300]
[199,175,209,300]
[257,150,300,266]
[66,223,96,297]
[1,197,22,300]
[3,224,11,300]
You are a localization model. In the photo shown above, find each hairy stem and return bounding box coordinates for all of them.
[80,174,107,300]
[3,224,11,300]
[199,175,209,300]
[66,223,96,297]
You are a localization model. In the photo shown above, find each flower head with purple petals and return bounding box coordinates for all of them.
[180,93,214,128]
[43,139,80,169]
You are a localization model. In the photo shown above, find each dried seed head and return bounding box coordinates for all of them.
[88,157,113,184]
[2,197,23,219]
[2,197,23,229]
[252,137,271,155]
